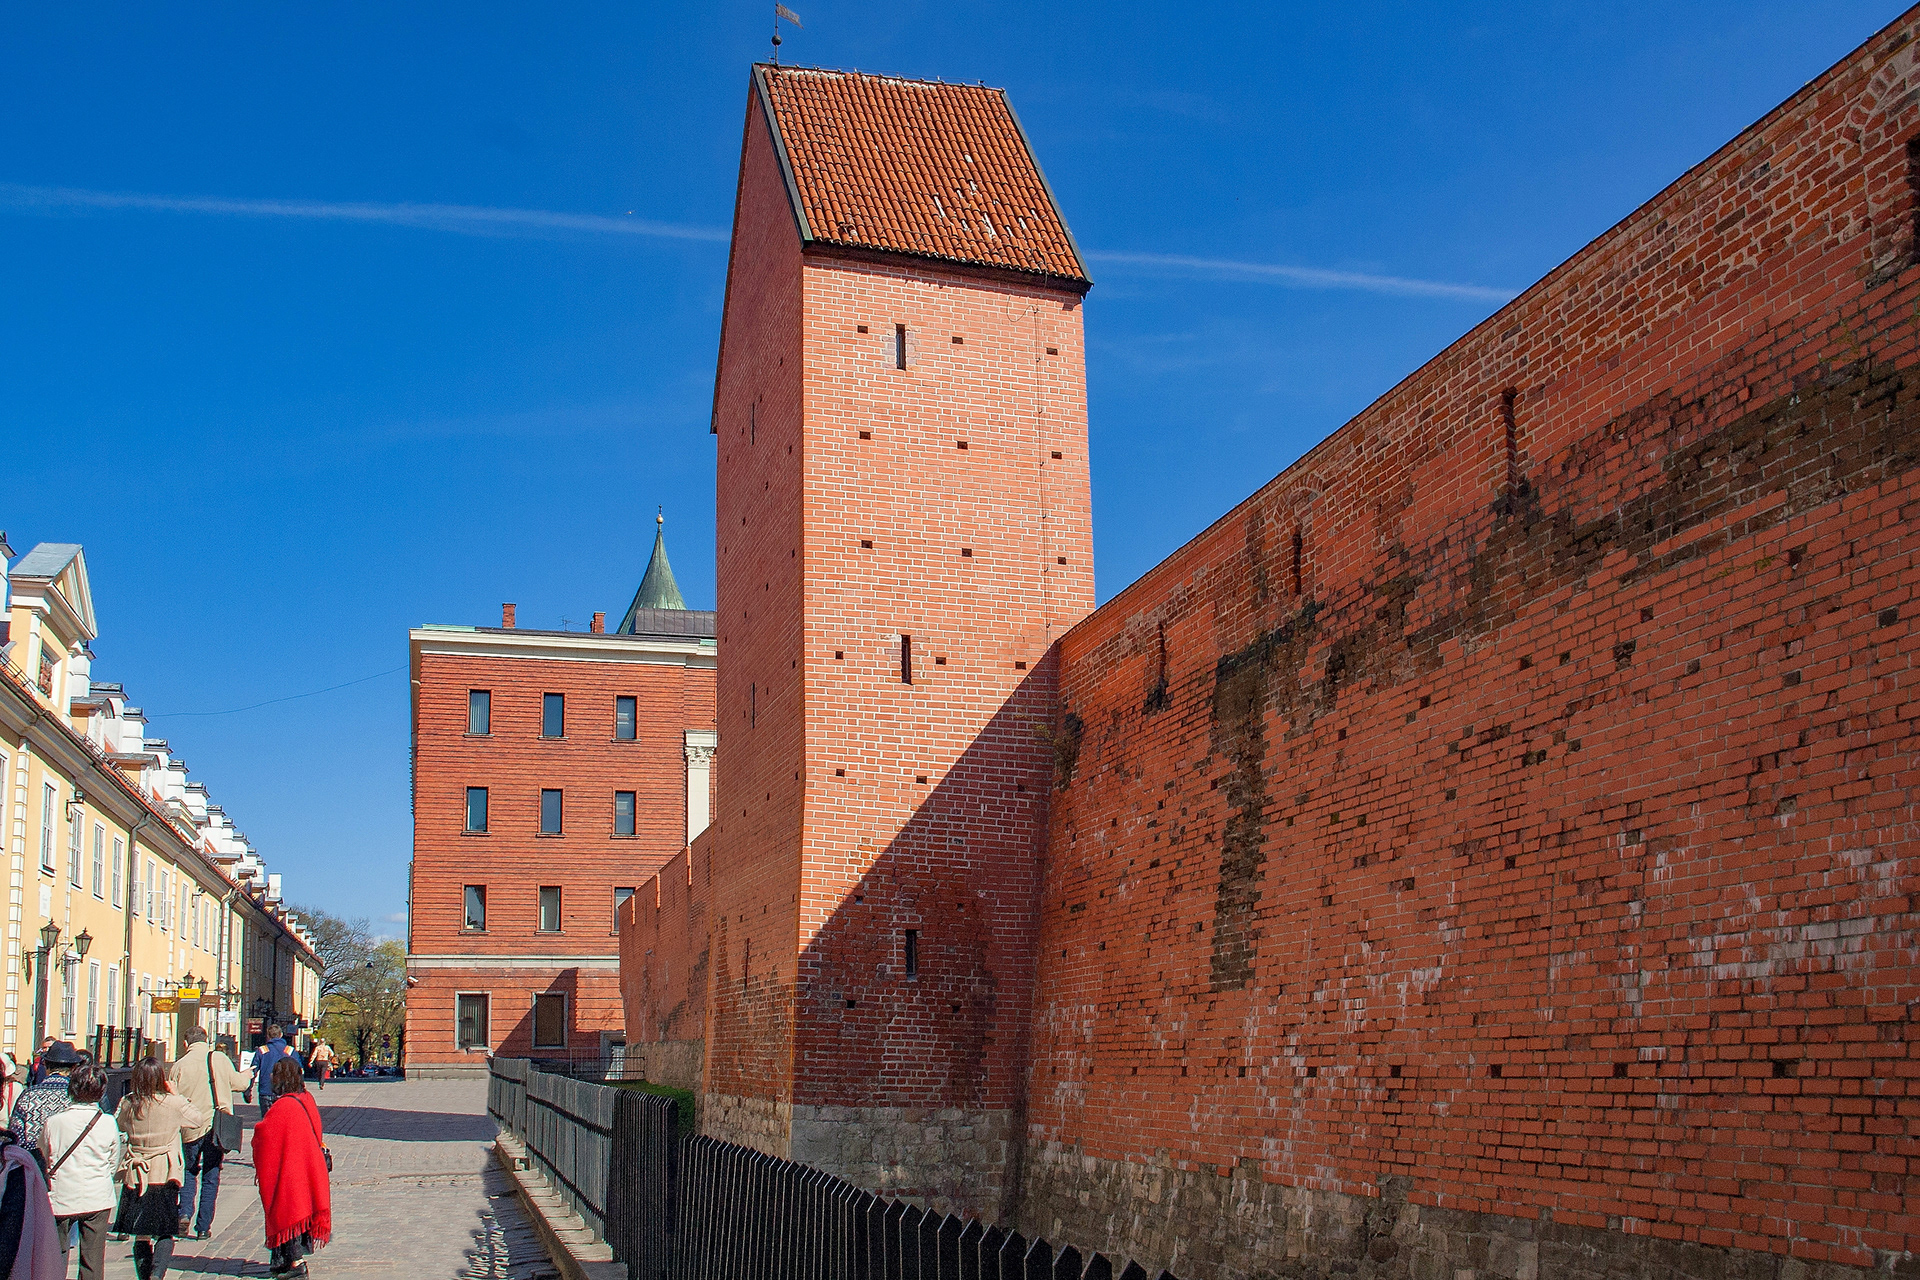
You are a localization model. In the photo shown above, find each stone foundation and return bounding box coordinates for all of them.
[625,1038,703,1093]
[789,1105,1015,1221]
[700,1091,791,1157]
[1018,1144,1907,1280]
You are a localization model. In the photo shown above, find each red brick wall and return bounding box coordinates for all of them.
[1026,16,1920,1272]
[619,833,711,1048]
[706,88,808,1109]
[791,257,1093,1125]
[408,644,713,1069]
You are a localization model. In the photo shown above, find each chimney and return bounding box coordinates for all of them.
[502,603,516,629]
[591,611,605,634]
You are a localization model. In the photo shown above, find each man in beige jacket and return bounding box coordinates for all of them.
[167,1027,247,1239]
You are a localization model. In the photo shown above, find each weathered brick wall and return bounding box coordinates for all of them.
[705,86,808,1145]
[1024,14,1920,1279]
[618,832,710,1091]
[408,644,712,1071]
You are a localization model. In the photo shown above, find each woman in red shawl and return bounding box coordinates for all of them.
[250,1058,329,1277]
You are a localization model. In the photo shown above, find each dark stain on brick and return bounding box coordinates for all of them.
[1049,710,1085,791]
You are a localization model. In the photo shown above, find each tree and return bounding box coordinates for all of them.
[321,939,405,1067]
[292,903,374,1004]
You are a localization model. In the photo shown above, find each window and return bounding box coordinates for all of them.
[40,783,54,872]
[540,789,563,835]
[159,870,170,930]
[59,963,74,1036]
[68,815,81,887]
[903,929,919,977]
[465,787,489,833]
[900,634,913,685]
[615,696,637,741]
[91,826,104,899]
[455,994,489,1049]
[86,962,99,1035]
[532,993,567,1049]
[145,860,155,919]
[463,886,486,931]
[542,693,565,739]
[538,886,563,932]
[468,690,491,735]
[613,887,635,930]
[105,967,118,1030]
[615,791,636,836]
[110,839,123,908]
[895,322,908,370]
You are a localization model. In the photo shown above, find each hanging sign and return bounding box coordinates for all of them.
[151,997,179,1013]
[176,987,202,1001]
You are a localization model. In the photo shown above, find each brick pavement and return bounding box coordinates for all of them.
[71,1078,552,1280]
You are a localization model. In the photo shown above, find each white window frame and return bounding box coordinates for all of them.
[40,782,55,873]
[68,814,81,887]
[86,961,99,1036]
[91,825,105,900]
[111,839,123,909]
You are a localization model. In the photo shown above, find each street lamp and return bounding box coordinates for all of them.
[30,922,60,1049]
[74,929,90,959]
[66,787,85,821]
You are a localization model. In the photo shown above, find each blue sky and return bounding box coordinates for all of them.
[1,1,1894,931]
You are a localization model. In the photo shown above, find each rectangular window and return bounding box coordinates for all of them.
[903,928,919,977]
[60,964,74,1036]
[40,783,55,872]
[86,962,99,1035]
[532,993,566,1049]
[542,693,565,739]
[614,791,636,836]
[463,885,486,931]
[106,967,119,1030]
[615,696,637,740]
[465,787,489,833]
[455,993,489,1049]
[538,886,562,933]
[613,887,635,930]
[111,839,123,908]
[468,689,491,735]
[68,816,81,887]
[900,634,913,685]
[159,870,170,930]
[895,322,908,370]
[91,826,104,900]
[540,789,563,835]
[145,860,155,919]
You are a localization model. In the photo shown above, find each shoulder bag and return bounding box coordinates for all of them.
[299,1096,332,1173]
[206,1051,244,1154]
[47,1108,103,1180]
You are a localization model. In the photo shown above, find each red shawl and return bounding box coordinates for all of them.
[251,1092,332,1247]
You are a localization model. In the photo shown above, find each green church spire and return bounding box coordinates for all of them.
[618,510,686,632]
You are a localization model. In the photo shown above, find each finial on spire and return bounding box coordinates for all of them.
[658,506,664,527]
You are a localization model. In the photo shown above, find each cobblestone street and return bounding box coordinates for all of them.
[71,1079,547,1280]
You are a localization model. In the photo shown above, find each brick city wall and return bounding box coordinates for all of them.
[1020,15,1920,1280]
[618,831,711,1092]
[409,645,712,1068]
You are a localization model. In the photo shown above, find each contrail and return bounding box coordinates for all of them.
[0,183,728,243]
[1085,250,1515,303]
[0,183,1513,300]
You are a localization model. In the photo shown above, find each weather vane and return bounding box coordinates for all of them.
[772,4,801,64]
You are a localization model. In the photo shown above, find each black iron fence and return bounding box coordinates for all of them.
[489,1057,1175,1280]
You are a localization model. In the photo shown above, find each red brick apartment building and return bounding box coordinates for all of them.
[625,18,1920,1280]
[408,524,715,1076]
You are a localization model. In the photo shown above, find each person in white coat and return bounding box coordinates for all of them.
[39,1065,119,1280]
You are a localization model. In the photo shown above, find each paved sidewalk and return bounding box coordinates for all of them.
[72,1078,552,1280]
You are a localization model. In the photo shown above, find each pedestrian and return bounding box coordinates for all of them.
[0,1127,65,1279]
[0,1050,22,1134]
[167,1027,245,1240]
[26,1040,54,1088]
[40,1064,119,1280]
[251,1027,293,1121]
[250,1057,329,1278]
[112,1059,205,1280]
[10,1042,80,1155]
[305,1041,334,1092]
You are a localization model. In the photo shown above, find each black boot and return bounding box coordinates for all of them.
[150,1238,174,1280]
[132,1240,152,1280]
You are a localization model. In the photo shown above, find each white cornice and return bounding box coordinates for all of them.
[405,953,620,970]
[410,628,715,669]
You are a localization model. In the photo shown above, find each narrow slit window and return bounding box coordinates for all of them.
[542,693,565,739]
[903,929,919,977]
[466,787,489,833]
[615,695,637,740]
[895,324,908,370]
[539,788,563,835]
[900,634,913,685]
[615,790,636,836]
[468,690,490,735]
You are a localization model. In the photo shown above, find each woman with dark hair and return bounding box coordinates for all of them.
[42,1064,119,1280]
[112,1060,204,1280]
[251,1057,329,1277]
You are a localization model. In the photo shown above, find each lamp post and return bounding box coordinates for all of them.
[29,922,59,1049]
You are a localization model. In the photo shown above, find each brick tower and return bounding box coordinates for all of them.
[705,65,1094,1217]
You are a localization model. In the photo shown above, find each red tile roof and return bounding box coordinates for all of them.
[756,65,1088,287]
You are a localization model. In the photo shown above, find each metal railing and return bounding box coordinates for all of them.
[490,1057,1176,1280]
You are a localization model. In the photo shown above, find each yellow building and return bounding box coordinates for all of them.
[0,535,321,1061]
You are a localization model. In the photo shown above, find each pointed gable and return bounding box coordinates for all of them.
[756,65,1089,287]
